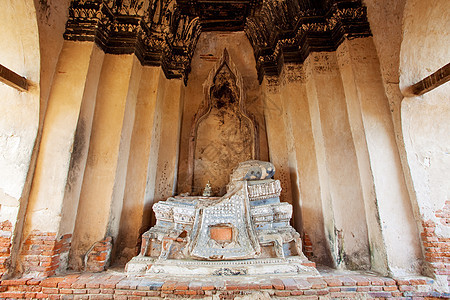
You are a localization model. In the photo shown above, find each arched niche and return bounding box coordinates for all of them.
[188,49,259,195]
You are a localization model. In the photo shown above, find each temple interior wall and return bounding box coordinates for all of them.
[176,32,269,196]
[0,0,448,288]
[399,0,450,285]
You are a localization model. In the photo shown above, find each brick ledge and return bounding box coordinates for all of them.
[0,269,448,299]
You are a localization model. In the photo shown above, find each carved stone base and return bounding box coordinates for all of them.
[126,256,319,277]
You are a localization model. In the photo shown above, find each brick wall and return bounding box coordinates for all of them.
[302,232,314,259]
[0,271,448,299]
[20,231,71,277]
[85,237,112,272]
[0,221,13,277]
[421,200,450,283]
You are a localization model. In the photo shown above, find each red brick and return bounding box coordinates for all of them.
[225,281,239,290]
[383,285,398,291]
[175,281,189,290]
[1,278,29,286]
[146,291,161,296]
[290,290,304,296]
[338,276,356,286]
[303,289,317,295]
[0,292,25,298]
[237,283,249,290]
[188,281,202,290]
[294,278,312,289]
[42,287,59,294]
[202,284,214,291]
[58,275,81,288]
[307,277,326,289]
[275,290,290,296]
[380,277,396,286]
[35,293,49,299]
[353,275,370,286]
[399,285,414,291]
[323,277,342,287]
[89,295,111,300]
[41,277,65,288]
[25,292,37,298]
[281,278,297,290]
[271,278,284,290]
[99,275,125,289]
[174,290,186,295]
[131,290,147,296]
[161,280,176,291]
[248,283,260,290]
[370,278,384,286]
[410,278,427,285]
[259,281,272,289]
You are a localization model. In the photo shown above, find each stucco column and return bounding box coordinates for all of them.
[21,41,104,276]
[70,54,142,270]
[115,67,163,263]
[261,77,293,207]
[279,65,331,265]
[150,77,184,207]
[336,37,422,275]
[304,52,370,270]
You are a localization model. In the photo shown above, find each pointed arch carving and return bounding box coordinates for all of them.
[187,49,259,195]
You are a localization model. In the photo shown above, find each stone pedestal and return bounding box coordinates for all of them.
[126,160,319,277]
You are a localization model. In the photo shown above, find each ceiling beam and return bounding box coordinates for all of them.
[411,62,450,96]
[0,64,28,92]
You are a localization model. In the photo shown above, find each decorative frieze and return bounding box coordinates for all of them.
[64,0,201,82]
[245,0,371,82]
[63,0,371,83]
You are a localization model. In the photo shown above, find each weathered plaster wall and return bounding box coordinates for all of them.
[0,0,40,206]
[177,32,268,195]
[399,0,450,288]
[0,0,40,277]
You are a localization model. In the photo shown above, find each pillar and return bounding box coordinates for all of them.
[114,67,162,263]
[304,52,370,269]
[70,54,142,271]
[21,41,104,276]
[336,37,423,275]
[279,64,331,264]
[261,77,294,206]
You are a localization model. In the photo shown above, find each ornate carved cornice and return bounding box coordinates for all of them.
[64,0,202,82]
[63,0,371,83]
[245,0,372,82]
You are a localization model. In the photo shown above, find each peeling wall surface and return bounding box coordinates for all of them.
[0,0,448,289]
[0,0,40,203]
[399,0,450,285]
